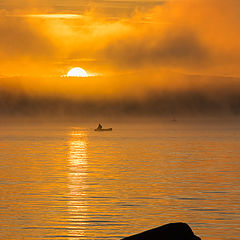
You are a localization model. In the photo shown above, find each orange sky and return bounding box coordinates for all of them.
[0,0,240,101]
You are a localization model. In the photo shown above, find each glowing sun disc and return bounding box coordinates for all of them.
[67,67,88,77]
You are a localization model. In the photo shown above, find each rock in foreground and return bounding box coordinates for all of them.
[122,222,201,240]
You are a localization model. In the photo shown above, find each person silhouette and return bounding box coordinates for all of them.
[97,123,102,130]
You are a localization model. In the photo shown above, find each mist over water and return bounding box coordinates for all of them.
[0,119,239,240]
[1,79,240,117]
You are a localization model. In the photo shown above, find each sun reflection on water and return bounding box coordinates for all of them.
[67,130,88,240]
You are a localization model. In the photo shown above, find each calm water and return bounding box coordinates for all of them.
[0,119,240,240]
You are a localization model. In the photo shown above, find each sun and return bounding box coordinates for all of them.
[67,67,88,77]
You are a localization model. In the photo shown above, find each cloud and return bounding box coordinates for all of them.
[97,0,240,75]
[2,0,240,76]
[0,13,55,59]
[103,29,209,68]
[0,0,165,16]
[0,0,240,102]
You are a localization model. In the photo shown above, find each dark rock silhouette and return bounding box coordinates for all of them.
[122,222,201,240]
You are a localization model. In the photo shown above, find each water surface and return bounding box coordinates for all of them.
[0,119,240,239]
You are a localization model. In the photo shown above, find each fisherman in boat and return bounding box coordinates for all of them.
[96,123,102,130]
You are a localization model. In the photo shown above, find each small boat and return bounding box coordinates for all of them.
[94,128,112,132]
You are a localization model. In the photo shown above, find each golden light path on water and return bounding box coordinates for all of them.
[67,130,88,240]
